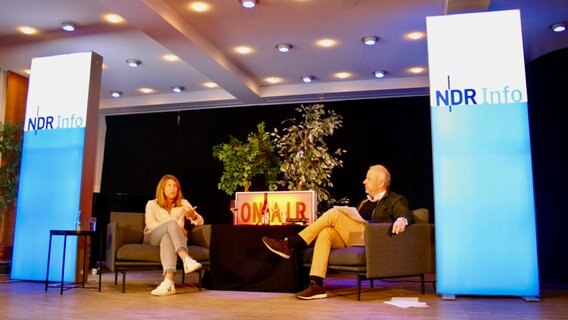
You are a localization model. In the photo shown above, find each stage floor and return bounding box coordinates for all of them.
[1,270,567,319]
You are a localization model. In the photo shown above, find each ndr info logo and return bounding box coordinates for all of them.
[26,106,85,135]
[434,75,525,112]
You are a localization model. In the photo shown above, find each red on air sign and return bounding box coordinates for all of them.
[234,191,317,225]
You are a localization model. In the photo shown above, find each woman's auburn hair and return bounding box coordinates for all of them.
[155,174,184,208]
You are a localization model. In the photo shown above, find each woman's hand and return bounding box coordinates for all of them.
[182,205,198,220]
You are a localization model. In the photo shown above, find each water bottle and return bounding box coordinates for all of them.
[261,193,270,225]
[263,209,270,225]
[76,210,81,231]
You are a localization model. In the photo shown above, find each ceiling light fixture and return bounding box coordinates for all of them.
[362,36,378,46]
[110,91,122,98]
[301,75,314,83]
[139,88,154,94]
[276,43,292,53]
[104,14,124,24]
[406,32,425,40]
[373,70,386,79]
[240,0,256,9]
[18,26,38,35]
[316,38,337,48]
[171,86,185,93]
[61,21,78,32]
[190,2,210,12]
[265,77,282,84]
[334,72,351,79]
[550,22,567,32]
[203,82,218,88]
[125,59,142,67]
[163,54,179,62]
[409,67,425,74]
[235,46,253,54]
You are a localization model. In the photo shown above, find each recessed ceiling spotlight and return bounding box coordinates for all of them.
[334,72,351,79]
[104,14,124,24]
[406,32,425,40]
[203,82,218,88]
[18,26,38,35]
[409,67,425,74]
[190,2,210,12]
[61,21,78,32]
[110,91,122,98]
[240,0,257,9]
[163,54,179,62]
[171,86,185,93]
[362,36,378,46]
[373,70,386,79]
[316,38,337,48]
[276,43,292,53]
[550,22,567,32]
[301,75,315,83]
[139,88,155,94]
[125,59,142,67]
[265,77,282,84]
[235,46,253,54]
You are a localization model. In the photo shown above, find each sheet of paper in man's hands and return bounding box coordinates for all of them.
[333,206,366,223]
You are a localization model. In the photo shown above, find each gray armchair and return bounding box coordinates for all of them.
[302,208,434,300]
[105,211,211,293]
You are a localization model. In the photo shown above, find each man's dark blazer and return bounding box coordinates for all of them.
[356,191,414,224]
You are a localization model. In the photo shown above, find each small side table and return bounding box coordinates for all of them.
[45,230,102,295]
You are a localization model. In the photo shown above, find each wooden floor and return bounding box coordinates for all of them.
[1,270,567,320]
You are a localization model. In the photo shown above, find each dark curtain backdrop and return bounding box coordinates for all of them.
[100,96,433,226]
[526,47,568,287]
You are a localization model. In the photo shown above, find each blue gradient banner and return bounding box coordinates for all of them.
[427,11,539,296]
[12,52,98,282]
[12,129,85,281]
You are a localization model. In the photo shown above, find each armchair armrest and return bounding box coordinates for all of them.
[364,223,434,279]
[105,222,124,272]
[188,224,211,249]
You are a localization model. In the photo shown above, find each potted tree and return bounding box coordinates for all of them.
[212,122,280,196]
[0,121,23,262]
[272,104,347,211]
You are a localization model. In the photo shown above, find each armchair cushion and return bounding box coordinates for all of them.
[116,243,160,262]
[188,245,210,261]
[412,208,429,224]
[110,211,145,244]
[187,225,211,261]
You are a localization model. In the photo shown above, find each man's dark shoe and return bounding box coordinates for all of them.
[262,237,291,259]
[295,280,327,300]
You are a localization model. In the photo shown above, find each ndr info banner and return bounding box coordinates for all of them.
[427,10,538,296]
[12,52,101,282]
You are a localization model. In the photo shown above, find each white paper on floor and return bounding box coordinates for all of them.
[384,297,429,308]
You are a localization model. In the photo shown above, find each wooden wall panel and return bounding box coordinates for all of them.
[5,71,27,123]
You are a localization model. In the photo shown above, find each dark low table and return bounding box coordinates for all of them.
[210,224,306,292]
[45,230,102,295]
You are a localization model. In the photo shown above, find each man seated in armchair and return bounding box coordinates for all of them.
[262,164,414,300]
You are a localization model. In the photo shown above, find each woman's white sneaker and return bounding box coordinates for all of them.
[183,257,202,274]
[151,278,176,296]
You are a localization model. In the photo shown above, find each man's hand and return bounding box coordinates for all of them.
[392,217,408,234]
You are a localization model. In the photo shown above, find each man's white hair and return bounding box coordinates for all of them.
[370,164,391,187]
